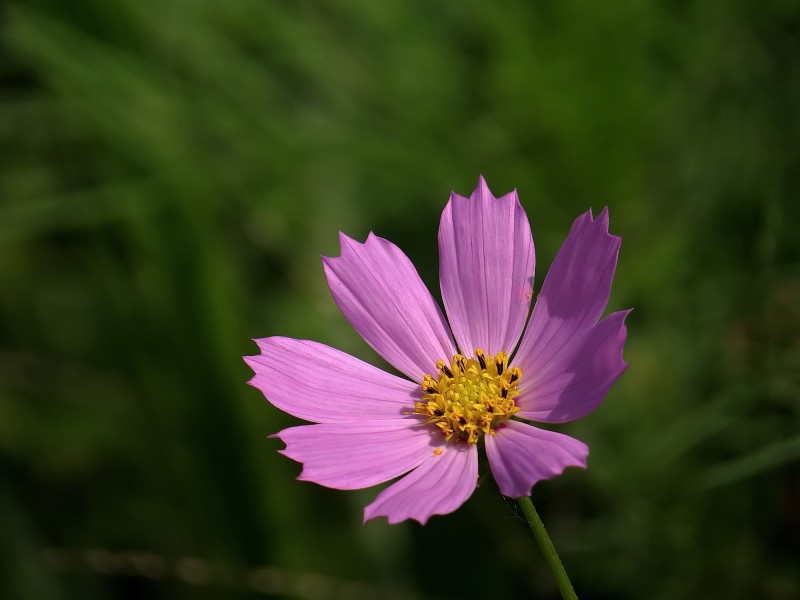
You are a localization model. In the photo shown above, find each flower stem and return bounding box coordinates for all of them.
[517,496,578,600]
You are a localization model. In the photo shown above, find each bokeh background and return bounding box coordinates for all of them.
[2,1,799,598]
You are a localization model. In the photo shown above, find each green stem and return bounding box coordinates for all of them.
[517,496,578,600]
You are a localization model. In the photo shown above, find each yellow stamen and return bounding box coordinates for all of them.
[413,349,522,444]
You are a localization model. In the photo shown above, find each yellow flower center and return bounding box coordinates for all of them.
[414,349,522,444]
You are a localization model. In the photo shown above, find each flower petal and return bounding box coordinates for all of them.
[516,310,630,423]
[486,421,588,498]
[439,176,535,356]
[323,233,456,381]
[274,420,436,490]
[364,442,478,524]
[514,207,621,380]
[245,337,419,424]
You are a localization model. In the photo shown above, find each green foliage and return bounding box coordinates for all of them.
[1,0,798,598]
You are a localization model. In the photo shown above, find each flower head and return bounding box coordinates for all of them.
[245,177,629,525]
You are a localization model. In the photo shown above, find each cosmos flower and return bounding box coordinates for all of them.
[245,177,629,525]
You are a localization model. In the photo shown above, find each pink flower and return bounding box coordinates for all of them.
[245,177,629,525]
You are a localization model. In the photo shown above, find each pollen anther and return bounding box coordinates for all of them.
[414,349,522,444]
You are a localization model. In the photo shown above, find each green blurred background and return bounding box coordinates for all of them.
[1,1,799,598]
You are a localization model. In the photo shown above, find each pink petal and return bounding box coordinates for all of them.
[245,337,419,424]
[323,233,456,381]
[516,310,630,423]
[486,421,588,498]
[364,442,478,524]
[439,176,535,356]
[514,207,621,381]
[274,420,436,490]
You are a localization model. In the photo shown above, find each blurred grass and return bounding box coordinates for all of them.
[1,0,799,598]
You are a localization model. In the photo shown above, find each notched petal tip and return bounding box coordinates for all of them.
[318,232,354,263]
[445,191,470,211]
[337,231,360,255]
[243,352,267,388]
[249,336,279,354]
[614,308,632,372]
[497,188,521,208]
[327,231,390,261]
[584,205,618,240]
[471,175,495,202]
[575,207,595,226]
